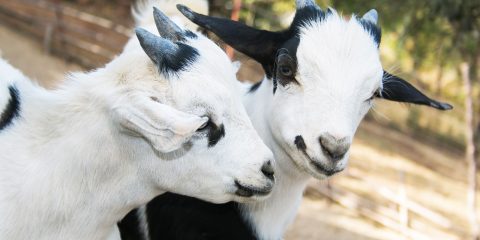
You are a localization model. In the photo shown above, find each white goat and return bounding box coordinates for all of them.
[0,8,275,240]
[122,1,453,240]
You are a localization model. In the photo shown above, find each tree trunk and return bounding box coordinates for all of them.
[476,122,480,158]
[461,62,479,240]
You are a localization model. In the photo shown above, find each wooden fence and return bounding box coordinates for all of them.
[308,167,468,240]
[0,0,131,68]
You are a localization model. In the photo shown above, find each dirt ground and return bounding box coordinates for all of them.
[0,25,83,88]
[1,23,473,240]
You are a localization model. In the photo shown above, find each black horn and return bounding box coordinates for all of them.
[153,7,185,42]
[362,9,378,24]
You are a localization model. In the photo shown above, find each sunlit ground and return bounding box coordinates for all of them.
[286,119,472,239]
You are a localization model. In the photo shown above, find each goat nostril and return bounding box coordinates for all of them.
[261,161,275,181]
[294,135,307,151]
[319,134,350,162]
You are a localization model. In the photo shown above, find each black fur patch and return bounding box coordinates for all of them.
[248,81,262,93]
[294,135,307,151]
[184,30,198,39]
[118,193,257,240]
[208,123,225,147]
[118,210,143,240]
[157,42,199,76]
[0,86,21,131]
[289,4,326,33]
[358,19,382,46]
[136,28,200,76]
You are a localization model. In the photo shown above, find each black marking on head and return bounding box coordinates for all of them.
[136,28,200,77]
[157,42,199,75]
[294,135,307,151]
[248,81,262,93]
[358,19,382,46]
[0,86,21,131]
[379,71,453,110]
[208,123,225,147]
[290,4,326,33]
[118,193,256,240]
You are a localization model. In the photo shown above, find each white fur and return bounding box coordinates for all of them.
[0,58,28,111]
[0,6,274,239]
[240,12,383,239]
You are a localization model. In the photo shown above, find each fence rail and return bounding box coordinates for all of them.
[307,167,468,240]
[0,0,130,67]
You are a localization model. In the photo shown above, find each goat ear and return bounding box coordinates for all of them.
[136,28,199,75]
[177,4,283,68]
[113,96,208,153]
[379,71,453,110]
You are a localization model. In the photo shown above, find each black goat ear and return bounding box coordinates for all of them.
[136,28,199,76]
[177,4,285,69]
[379,71,453,110]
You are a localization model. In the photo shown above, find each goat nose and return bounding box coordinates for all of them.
[261,160,275,181]
[318,134,350,162]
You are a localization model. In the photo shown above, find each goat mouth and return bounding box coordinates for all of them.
[234,180,273,198]
[300,151,342,177]
[309,160,343,176]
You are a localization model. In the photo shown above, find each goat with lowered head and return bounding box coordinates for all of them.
[0,8,275,240]
[121,1,453,240]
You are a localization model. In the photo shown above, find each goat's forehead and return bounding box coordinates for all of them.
[296,16,382,86]
[165,35,238,110]
[299,16,379,60]
[171,75,232,111]
[186,36,239,90]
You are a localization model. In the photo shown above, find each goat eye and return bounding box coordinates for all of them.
[366,90,380,102]
[196,119,210,132]
[279,66,293,77]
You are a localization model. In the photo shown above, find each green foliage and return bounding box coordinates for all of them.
[332,0,479,69]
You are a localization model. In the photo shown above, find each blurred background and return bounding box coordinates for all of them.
[0,0,478,239]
